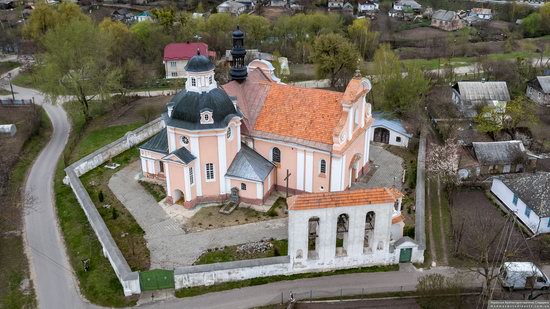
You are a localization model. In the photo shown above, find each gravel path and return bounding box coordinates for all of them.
[109,162,288,269]
[353,144,404,190]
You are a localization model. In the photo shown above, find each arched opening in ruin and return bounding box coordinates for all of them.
[364,211,376,253]
[308,217,320,259]
[335,213,349,257]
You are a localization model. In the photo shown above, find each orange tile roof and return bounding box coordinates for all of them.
[253,83,345,145]
[287,188,399,211]
[392,214,405,225]
[342,78,369,104]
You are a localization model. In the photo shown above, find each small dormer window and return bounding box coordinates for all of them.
[200,110,214,124]
[191,78,196,87]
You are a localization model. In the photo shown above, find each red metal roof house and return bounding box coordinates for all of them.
[163,42,215,79]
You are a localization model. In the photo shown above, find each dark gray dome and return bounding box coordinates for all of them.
[185,54,215,72]
[170,88,237,125]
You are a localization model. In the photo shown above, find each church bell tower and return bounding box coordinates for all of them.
[230,26,247,81]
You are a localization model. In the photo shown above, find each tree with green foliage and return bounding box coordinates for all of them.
[311,33,360,88]
[130,21,171,65]
[371,44,429,115]
[474,105,504,140]
[37,19,121,120]
[522,13,542,37]
[347,18,379,60]
[151,7,176,31]
[203,13,236,54]
[23,2,88,40]
[237,14,271,47]
[503,96,538,136]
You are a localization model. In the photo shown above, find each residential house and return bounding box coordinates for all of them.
[370,113,412,148]
[470,8,492,20]
[133,11,153,23]
[270,0,287,6]
[342,2,355,14]
[526,76,550,106]
[451,81,510,118]
[163,42,214,79]
[490,172,550,235]
[217,0,247,15]
[141,28,374,208]
[431,10,465,31]
[466,140,536,177]
[111,9,134,23]
[358,0,379,15]
[328,0,344,8]
[392,0,421,12]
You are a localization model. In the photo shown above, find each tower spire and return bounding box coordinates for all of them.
[230,26,247,82]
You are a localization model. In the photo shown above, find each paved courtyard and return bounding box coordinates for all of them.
[353,144,404,190]
[109,161,288,269]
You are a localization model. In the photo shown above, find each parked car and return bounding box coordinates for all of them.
[500,262,550,291]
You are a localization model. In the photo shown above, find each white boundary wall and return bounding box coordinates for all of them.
[64,117,165,296]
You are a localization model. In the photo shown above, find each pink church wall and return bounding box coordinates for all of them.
[253,139,300,194]
[198,135,221,196]
[165,161,185,201]
[312,152,331,192]
[341,128,368,189]
[229,178,258,201]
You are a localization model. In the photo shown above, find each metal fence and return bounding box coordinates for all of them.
[0,98,34,106]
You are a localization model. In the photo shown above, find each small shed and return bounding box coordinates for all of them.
[370,113,412,148]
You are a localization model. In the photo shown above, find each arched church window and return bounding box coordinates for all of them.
[320,159,326,174]
[227,127,232,139]
[272,147,281,163]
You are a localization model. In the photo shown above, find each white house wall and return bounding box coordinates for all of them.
[369,126,410,148]
[490,179,548,234]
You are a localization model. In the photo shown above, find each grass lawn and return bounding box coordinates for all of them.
[194,240,288,265]
[138,181,166,202]
[71,122,144,160]
[52,98,152,306]
[175,264,399,298]
[80,147,150,271]
[10,71,40,89]
[0,88,13,96]
[185,199,287,232]
[0,61,19,75]
[0,107,50,309]
[54,161,139,307]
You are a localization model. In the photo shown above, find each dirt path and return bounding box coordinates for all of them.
[436,178,449,265]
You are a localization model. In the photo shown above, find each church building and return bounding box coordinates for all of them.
[139,28,374,209]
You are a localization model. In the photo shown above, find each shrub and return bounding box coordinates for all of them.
[111,207,118,220]
[404,225,415,238]
[98,190,104,203]
[266,208,278,217]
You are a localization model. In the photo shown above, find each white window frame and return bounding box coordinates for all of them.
[171,72,178,77]
[189,166,194,185]
[191,78,197,87]
[227,127,232,140]
[209,75,213,85]
[170,61,177,67]
[241,183,247,190]
[320,159,326,174]
[205,163,215,181]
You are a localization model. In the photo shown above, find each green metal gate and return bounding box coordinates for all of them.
[399,248,412,263]
[140,269,174,291]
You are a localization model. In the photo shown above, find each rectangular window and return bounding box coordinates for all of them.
[171,72,178,77]
[396,136,402,142]
[189,167,194,185]
[547,218,550,228]
[191,78,196,87]
[512,194,518,206]
[159,161,164,173]
[205,163,214,180]
[170,61,177,67]
[525,206,531,218]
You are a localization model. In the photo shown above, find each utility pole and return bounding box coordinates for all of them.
[7,72,15,101]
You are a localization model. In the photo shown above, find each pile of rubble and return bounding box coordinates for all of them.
[236,239,273,254]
